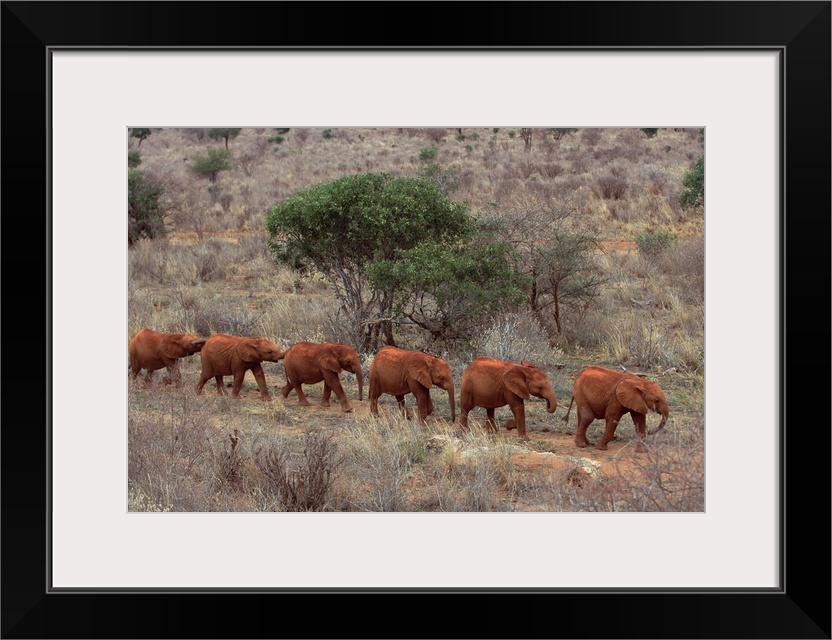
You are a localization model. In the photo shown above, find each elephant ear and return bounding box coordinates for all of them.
[616,378,650,414]
[161,336,186,359]
[320,351,343,373]
[412,361,433,389]
[503,367,531,400]
[235,339,261,363]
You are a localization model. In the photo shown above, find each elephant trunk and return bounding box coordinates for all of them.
[545,392,556,414]
[648,408,668,435]
[356,366,364,401]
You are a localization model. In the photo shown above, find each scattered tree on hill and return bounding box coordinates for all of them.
[128,169,167,246]
[266,172,523,351]
[206,128,241,150]
[497,193,606,340]
[189,148,232,184]
[129,128,151,148]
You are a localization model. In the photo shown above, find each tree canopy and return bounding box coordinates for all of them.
[206,128,241,150]
[266,172,524,350]
[128,169,166,246]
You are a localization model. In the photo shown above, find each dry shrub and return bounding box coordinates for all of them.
[128,390,218,511]
[337,414,426,511]
[658,236,704,304]
[129,237,170,284]
[255,428,341,512]
[594,173,629,200]
[425,128,446,143]
[432,437,516,512]
[188,298,268,337]
[581,128,602,146]
[472,313,561,369]
[542,163,565,179]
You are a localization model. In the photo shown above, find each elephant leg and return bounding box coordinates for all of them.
[574,407,594,447]
[459,406,469,429]
[293,383,311,406]
[508,402,528,438]
[214,376,227,395]
[413,388,431,423]
[195,373,210,395]
[595,416,620,450]
[250,364,272,402]
[370,392,380,416]
[426,391,435,416]
[395,395,412,420]
[144,370,154,387]
[321,381,332,407]
[280,381,294,399]
[485,408,498,433]
[230,370,246,399]
[322,370,352,412]
[631,412,648,452]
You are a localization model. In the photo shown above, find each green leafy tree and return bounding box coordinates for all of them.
[266,172,476,351]
[189,148,232,184]
[206,128,241,150]
[128,169,166,246]
[129,128,151,148]
[367,232,527,345]
[679,155,704,209]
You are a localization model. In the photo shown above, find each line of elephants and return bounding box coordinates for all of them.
[128,328,669,452]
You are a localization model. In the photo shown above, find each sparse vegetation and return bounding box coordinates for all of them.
[128,127,704,512]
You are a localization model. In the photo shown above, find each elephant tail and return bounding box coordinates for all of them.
[561,396,574,423]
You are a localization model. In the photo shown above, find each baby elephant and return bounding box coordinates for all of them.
[128,328,206,387]
[196,334,285,401]
[369,346,456,423]
[460,357,557,439]
[563,366,669,452]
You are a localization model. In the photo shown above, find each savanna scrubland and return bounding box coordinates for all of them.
[128,126,704,512]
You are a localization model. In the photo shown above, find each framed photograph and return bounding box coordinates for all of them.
[4,2,829,638]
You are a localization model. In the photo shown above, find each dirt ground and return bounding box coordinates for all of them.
[232,383,656,480]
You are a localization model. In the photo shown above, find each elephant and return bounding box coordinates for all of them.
[562,365,669,452]
[369,346,456,423]
[128,328,206,387]
[459,357,557,439]
[195,334,285,401]
[280,341,364,412]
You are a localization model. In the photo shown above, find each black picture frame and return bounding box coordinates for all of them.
[3,2,829,638]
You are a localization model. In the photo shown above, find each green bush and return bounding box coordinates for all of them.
[128,169,166,246]
[127,150,141,168]
[679,155,704,209]
[267,135,284,145]
[418,146,437,162]
[190,148,232,183]
[635,230,676,256]
[640,128,658,138]
[322,128,333,139]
